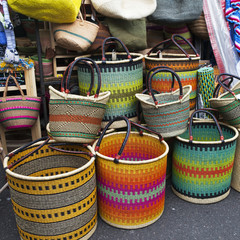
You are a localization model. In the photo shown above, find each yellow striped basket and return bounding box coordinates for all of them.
[3,137,97,240]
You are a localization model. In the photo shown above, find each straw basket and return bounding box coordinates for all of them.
[93,116,169,229]
[77,37,144,129]
[172,109,239,204]
[144,34,200,111]
[4,137,97,240]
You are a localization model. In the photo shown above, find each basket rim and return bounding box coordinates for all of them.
[3,140,96,181]
[175,120,239,144]
[75,52,144,65]
[92,131,169,164]
[144,53,200,62]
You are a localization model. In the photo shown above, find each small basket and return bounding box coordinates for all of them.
[4,137,97,240]
[93,116,169,229]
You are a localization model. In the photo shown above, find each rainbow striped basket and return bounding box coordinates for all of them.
[0,74,41,130]
[77,37,144,129]
[172,109,239,204]
[4,137,97,240]
[93,116,169,229]
[144,34,200,111]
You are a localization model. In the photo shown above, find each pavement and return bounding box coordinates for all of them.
[0,156,240,240]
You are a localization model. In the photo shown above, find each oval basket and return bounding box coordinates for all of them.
[3,138,97,240]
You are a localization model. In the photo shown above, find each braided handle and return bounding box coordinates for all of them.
[101,37,132,63]
[189,109,224,143]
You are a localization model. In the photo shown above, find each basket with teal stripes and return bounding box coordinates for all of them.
[172,109,239,204]
[209,73,240,128]
[77,37,144,129]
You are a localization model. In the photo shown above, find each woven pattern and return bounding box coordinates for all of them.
[197,67,215,108]
[5,142,97,240]
[210,87,240,128]
[94,132,168,229]
[145,55,199,110]
[172,122,237,203]
[77,55,143,128]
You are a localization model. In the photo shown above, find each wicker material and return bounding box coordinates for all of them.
[77,37,144,129]
[0,75,41,130]
[172,110,239,204]
[145,34,200,110]
[4,138,97,240]
[49,57,110,143]
[136,68,191,138]
[52,12,99,52]
[93,117,169,229]
[209,73,240,128]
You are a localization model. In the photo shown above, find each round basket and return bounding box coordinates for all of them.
[3,138,97,240]
[93,117,169,229]
[172,110,239,204]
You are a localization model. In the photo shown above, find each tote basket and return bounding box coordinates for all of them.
[52,11,99,52]
[92,116,169,229]
[144,34,200,111]
[136,67,192,138]
[3,137,97,240]
[48,57,111,143]
[209,73,240,128]
[0,75,41,130]
[77,37,144,129]
[172,109,239,204]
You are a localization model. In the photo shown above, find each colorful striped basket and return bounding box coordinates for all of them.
[92,116,169,229]
[77,37,144,129]
[48,57,110,143]
[209,73,240,128]
[3,137,97,240]
[172,109,239,204]
[0,75,41,130]
[136,67,192,138]
[144,34,200,111]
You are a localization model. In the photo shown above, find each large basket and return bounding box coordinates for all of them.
[3,137,97,240]
[172,109,239,204]
[93,116,169,229]
[77,37,144,129]
[144,34,200,111]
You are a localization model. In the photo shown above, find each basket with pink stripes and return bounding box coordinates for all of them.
[0,75,41,130]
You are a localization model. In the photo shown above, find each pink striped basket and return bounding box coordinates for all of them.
[0,75,41,130]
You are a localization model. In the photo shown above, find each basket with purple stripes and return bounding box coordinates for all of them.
[0,75,41,130]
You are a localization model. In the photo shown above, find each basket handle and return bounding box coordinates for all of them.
[2,75,26,101]
[101,37,133,63]
[48,143,94,157]
[65,57,102,98]
[145,66,176,90]
[147,38,173,56]
[148,68,183,105]
[171,34,199,59]
[213,75,234,98]
[6,136,50,169]
[189,109,224,143]
[216,73,240,100]
[95,116,163,163]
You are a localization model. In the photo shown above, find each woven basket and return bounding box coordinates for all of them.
[172,109,239,204]
[136,68,192,138]
[77,37,144,129]
[0,75,41,130]
[48,57,111,143]
[93,116,169,229]
[3,137,97,240]
[209,73,240,128]
[145,34,200,111]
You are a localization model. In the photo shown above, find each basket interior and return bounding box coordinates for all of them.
[179,122,236,142]
[89,53,141,62]
[99,133,167,161]
[7,143,91,177]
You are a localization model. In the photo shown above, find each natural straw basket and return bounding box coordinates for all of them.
[3,137,97,240]
[172,109,239,204]
[93,116,169,229]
